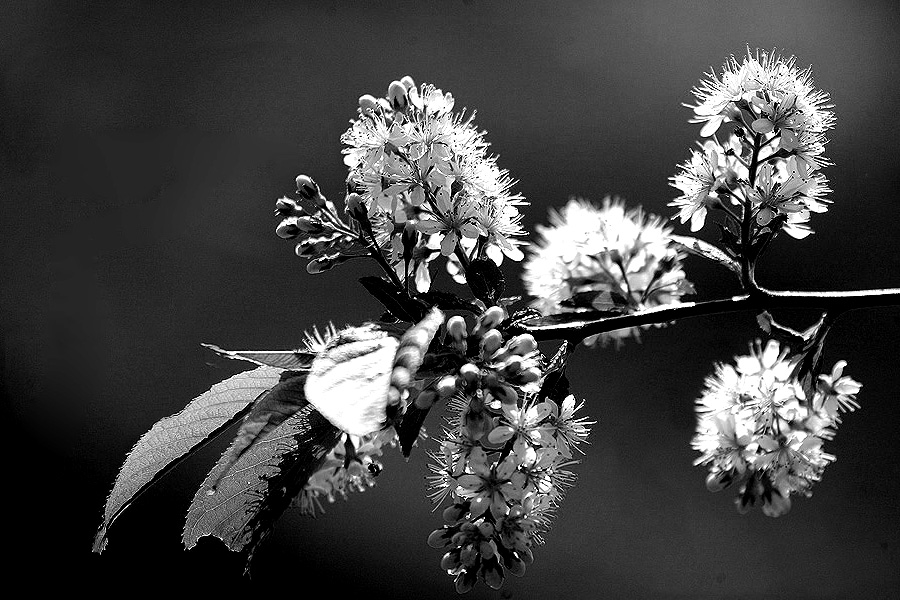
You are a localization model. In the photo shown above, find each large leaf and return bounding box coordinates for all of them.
[359,275,428,322]
[466,257,505,306]
[182,404,342,568]
[202,343,316,370]
[209,373,310,490]
[92,366,284,553]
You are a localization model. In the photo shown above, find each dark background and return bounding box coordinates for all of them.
[2,1,899,598]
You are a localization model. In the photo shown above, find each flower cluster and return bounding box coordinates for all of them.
[342,77,527,291]
[295,430,396,516]
[692,340,861,516]
[523,197,693,346]
[424,307,594,593]
[670,49,835,240]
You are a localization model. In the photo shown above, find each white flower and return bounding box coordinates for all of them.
[523,197,692,346]
[669,143,722,231]
[692,339,861,516]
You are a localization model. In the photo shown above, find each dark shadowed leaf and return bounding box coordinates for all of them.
[92,366,284,553]
[416,290,481,314]
[466,258,505,305]
[359,275,428,322]
[397,402,431,458]
[669,234,741,275]
[202,343,316,370]
[182,404,342,569]
[209,373,310,490]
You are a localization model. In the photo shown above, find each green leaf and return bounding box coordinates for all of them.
[92,366,284,553]
[669,234,741,275]
[466,258,505,306]
[182,404,342,569]
[359,275,428,322]
[416,290,480,314]
[201,343,316,370]
[208,373,310,490]
[397,402,430,458]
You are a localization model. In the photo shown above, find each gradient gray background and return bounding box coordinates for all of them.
[2,1,899,598]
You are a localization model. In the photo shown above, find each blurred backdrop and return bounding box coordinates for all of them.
[2,1,899,598]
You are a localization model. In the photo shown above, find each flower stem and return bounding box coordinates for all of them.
[741,133,763,290]
[524,286,900,343]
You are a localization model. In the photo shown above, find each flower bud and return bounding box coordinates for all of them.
[481,329,503,355]
[756,206,775,226]
[401,220,418,262]
[517,367,542,384]
[428,528,453,549]
[478,306,506,332]
[458,363,480,385]
[275,196,303,216]
[454,570,477,594]
[295,174,321,202]
[390,366,411,390]
[481,557,504,590]
[358,94,378,113]
[477,521,495,538]
[436,376,458,398]
[400,75,416,90]
[441,550,462,571]
[388,80,408,111]
[507,334,538,356]
[443,503,467,524]
[447,316,468,341]
[276,217,301,239]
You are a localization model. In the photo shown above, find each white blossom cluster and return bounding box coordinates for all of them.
[342,77,527,291]
[692,340,861,516]
[523,197,693,346]
[670,49,835,239]
[424,307,593,592]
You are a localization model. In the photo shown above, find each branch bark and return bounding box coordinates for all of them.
[524,286,900,343]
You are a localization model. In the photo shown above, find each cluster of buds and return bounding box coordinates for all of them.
[294,430,395,516]
[692,340,861,516]
[670,49,835,240]
[424,306,593,593]
[275,175,377,274]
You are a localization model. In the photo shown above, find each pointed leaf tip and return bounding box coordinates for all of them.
[92,366,284,553]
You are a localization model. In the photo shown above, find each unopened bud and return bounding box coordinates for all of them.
[345,193,370,230]
[481,329,503,355]
[400,75,416,90]
[458,363,480,384]
[443,503,466,524]
[428,528,452,548]
[402,220,418,262]
[275,196,303,216]
[507,334,537,356]
[388,80,407,110]
[478,306,506,332]
[756,206,775,226]
[436,376,458,398]
[276,217,301,239]
[447,316,468,341]
[295,174,320,202]
[491,384,518,406]
[518,367,542,384]
[358,94,378,113]
[390,366,411,390]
